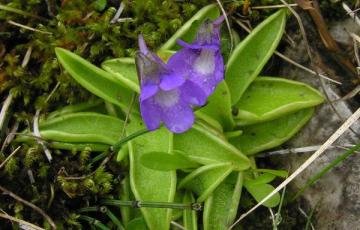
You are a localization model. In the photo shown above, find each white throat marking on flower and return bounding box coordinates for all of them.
[193,49,215,76]
[154,89,180,108]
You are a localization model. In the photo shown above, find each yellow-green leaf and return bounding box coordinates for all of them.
[230,108,314,155]
[234,77,324,125]
[226,9,287,105]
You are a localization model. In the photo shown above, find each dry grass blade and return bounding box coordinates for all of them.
[33,110,52,162]
[0,146,21,170]
[342,2,360,26]
[257,144,358,157]
[7,20,52,34]
[229,107,360,229]
[0,185,56,229]
[0,213,45,230]
[0,94,13,139]
[292,142,360,200]
[251,3,299,10]
[21,46,32,68]
[171,221,186,230]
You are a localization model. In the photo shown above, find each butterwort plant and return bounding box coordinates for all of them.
[136,16,225,133]
[51,6,325,230]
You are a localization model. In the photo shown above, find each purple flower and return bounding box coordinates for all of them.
[136,35,207,133]
[167,16,225,96]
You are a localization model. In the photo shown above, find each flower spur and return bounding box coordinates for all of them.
[167,16,225,96]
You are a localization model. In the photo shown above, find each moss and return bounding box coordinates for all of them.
[1,1,211,226]
[4,157,19,177]
[24,145,42,168]
[0,0,213,112]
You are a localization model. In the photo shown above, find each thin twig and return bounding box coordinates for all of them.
[275,51,341,84]
[7,20,52,34]
[319,75,360,137]
[335,84,360,102]
[120,93,136,138]
[1,121,19,152]
[0,146,21,170]
[342,2,360,27]
[251,3,299,10]
[216,0,233,52]
[232,18,341,85]
[274,186,287,227]
[268,208,277,230]
[280,0,312,58]
[0,185,56,229]
[45,82,60,103]
[0,213,45,230]
[12,132,47,142]
[298,206,315,230]
[229,108,360,228]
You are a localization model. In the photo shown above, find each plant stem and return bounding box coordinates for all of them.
[101,199,202,211]
[78,215,111,230]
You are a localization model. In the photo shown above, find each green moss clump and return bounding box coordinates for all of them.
[0,0,212,112]
[0,1,211,226]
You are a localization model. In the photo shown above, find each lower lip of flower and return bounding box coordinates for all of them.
[154,89,180,108]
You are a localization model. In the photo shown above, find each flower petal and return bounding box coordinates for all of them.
[180,81,207,106]
[140,98,161,131]
[168,47,224,96]
[193,48,224,84]
[167,47,197,76]
[213,15,225,26]
[160,101,194,133]
[159,73,185,91]
[138,34,149,55]
[195,17,222,46]
[140,84,159,101]
[153,89,180,108]
[176,39,218,50]
[135,52,167,86]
